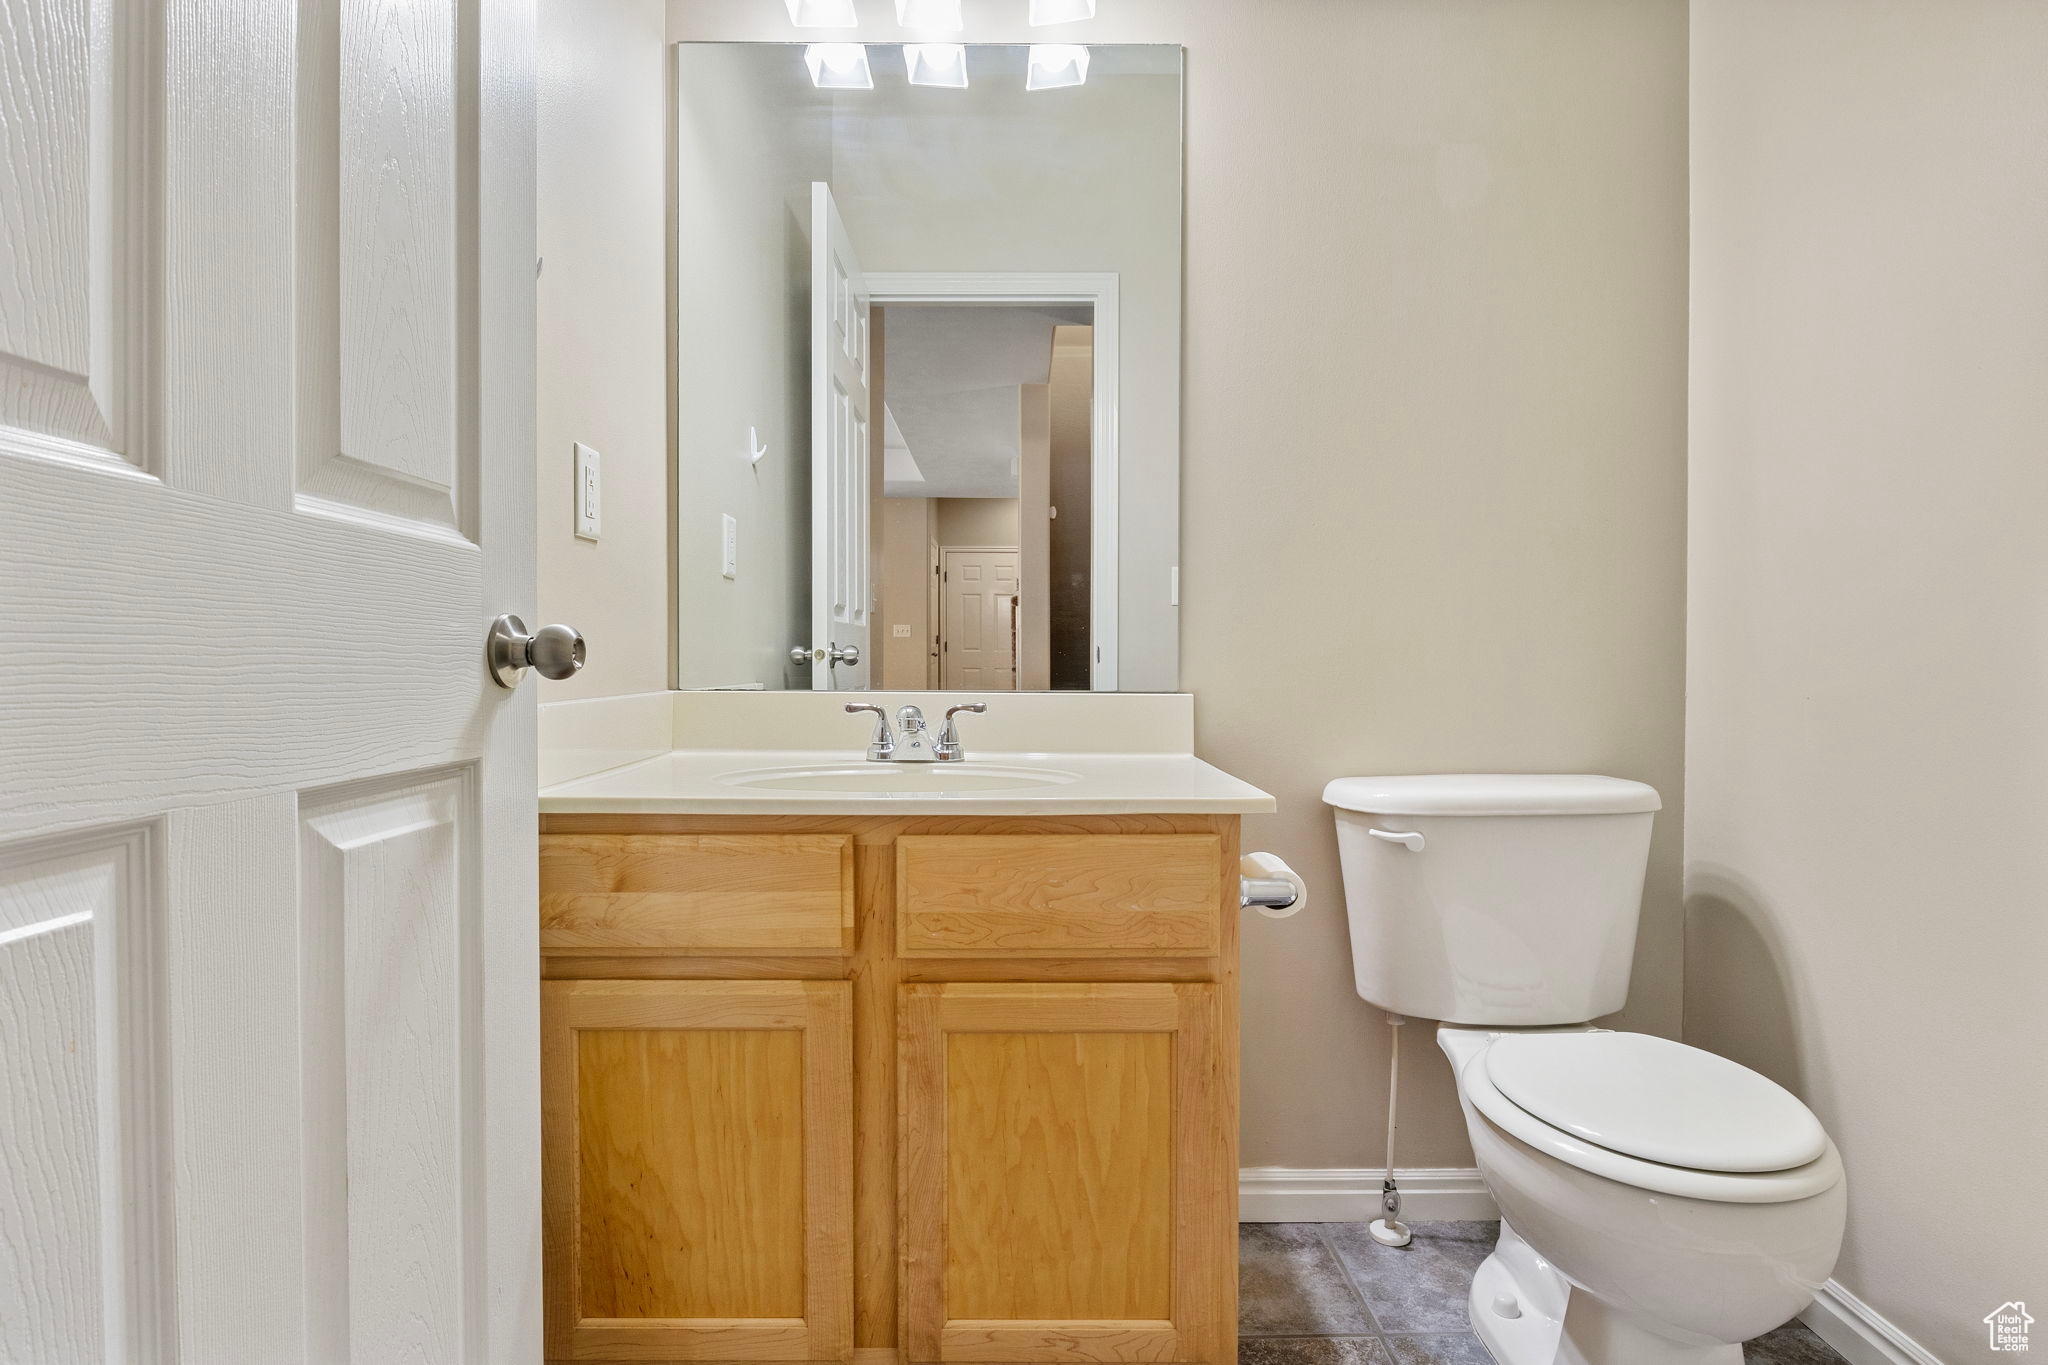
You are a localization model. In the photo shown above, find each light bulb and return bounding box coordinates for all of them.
[1028,0,1096,26]
[785,0,858,27]
[805,43,875,89]
[904,43,969,88]
[1025,44,1090,90]
[895,0,963,29]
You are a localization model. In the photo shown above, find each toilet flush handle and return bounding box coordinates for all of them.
[1366,828,1425,852]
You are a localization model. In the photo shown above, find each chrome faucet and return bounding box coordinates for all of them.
[845,701,987,762]
[934,702,985,761]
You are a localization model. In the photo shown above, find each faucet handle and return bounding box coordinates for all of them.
[845,702,895,759]
[936,702,987,760]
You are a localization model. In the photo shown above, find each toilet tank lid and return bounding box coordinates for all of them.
[1322,774,1661,816]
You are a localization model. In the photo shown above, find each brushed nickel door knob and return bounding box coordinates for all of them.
[487,614,587,688]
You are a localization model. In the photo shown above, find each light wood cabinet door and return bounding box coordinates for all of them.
[900,983,1234,1365]
[542,980,854,1363]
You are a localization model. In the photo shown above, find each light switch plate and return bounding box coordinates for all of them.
[721,514,738,579]
[574,442,601,541]
[893,623,913,638]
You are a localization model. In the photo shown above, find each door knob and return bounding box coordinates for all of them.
[789,643,859,667]
[487,614,586,688]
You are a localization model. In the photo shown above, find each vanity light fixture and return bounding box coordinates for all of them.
[1028,0,1096,25]
[894,0,963,29]
[805,42,875,89]
[1025,43,1090,90]
[786,0,859,26]
[904,42,969,87]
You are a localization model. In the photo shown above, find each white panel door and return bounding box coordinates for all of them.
[809,181,871,690]
[0,2,540,1363]
[941,548,1020,690]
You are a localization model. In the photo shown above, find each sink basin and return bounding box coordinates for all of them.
[716,762,1081,795]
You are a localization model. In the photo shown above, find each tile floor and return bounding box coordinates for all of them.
[1238,1222,1848,1365]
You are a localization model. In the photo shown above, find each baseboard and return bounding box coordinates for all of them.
[1798,1279,1945,1365]
[1239,1167,1498,1223]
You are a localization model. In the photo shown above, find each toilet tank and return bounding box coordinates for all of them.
[1325,775,1660,1026]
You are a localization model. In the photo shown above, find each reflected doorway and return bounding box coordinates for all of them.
[870,297,1098,691]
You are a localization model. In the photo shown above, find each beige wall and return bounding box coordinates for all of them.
[1019,385,1052,691]
[536,0,671,700]
[665,0,1691,1171]
[935,498,1021,550]
[1688,4,2048,1355]
[877,496,934,689]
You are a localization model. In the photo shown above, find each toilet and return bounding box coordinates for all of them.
[1325,775,1845,1365]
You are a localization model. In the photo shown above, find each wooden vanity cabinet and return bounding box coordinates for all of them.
[540,813,1241,1365]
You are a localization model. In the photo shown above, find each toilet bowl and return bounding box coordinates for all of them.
[1441,1026,1846,1365]
[1325,774,1846,1365]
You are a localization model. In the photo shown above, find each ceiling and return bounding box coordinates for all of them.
[881,304,1090,499]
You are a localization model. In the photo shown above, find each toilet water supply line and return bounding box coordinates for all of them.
[1372,1013,1414,1248]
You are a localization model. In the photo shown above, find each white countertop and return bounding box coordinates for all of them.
[539,748,1275,817]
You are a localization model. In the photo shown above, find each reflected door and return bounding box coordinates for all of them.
[941,549,1020,689]
[809,182,872,690]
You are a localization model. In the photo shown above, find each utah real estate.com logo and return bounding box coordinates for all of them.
[1986,1301,2033,1352]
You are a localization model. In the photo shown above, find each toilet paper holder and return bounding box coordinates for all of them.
[1240,875,1298,912]
[1239,851,1306,917]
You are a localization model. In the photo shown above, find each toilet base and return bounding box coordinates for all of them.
[1553,1293,1742,1365]
[1469,1223,1565,1365]
[1470,1223,1742,1365]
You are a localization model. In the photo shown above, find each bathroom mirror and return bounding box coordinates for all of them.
[673,42,1183,692]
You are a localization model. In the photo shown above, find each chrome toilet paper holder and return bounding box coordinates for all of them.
[1239,851,1306,916]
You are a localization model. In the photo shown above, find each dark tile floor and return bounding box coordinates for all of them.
[1239,1222,1847,1364]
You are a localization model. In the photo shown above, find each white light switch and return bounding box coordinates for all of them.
[721,514,738,579]
[893,623,913,638]
[574,443,601,540]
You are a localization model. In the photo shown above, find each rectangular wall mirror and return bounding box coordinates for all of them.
[673,42,1184,692]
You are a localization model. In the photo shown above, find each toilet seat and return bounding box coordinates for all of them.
[1485,1031,1828,1172]
[1456,1033,1844,1204]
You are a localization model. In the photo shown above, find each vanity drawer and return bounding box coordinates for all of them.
[540,833,855,955]
[895,834,1223,957]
